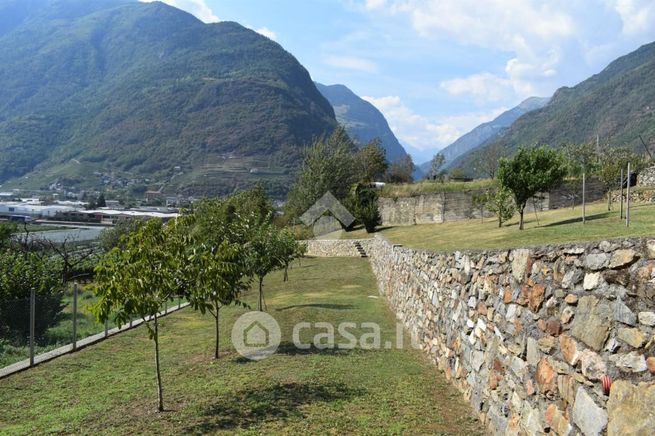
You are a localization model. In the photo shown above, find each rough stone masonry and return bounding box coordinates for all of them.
[307,236,655,435]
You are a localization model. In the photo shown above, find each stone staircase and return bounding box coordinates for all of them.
[353,241,368,258]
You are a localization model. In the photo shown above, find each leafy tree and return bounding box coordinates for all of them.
[0,222,16,250]
[96,194,107,208]
[93,219,183,412]
[597,146,645,210]
[386,154,414,183]
[187,238,249,359]
[0,251,64,343]
[276,229,306,282]
[483,187,516,228]
[475,143,504,179]
[347,183,381,233]
[449,167,466,179]
[354,139,388,182]
[497,146,566,230]
[559,142,599,177]
[99,218,145,253]
[429,153,445,179]
[247,223,286,311]
[285,126,358,219]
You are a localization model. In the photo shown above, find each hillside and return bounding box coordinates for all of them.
[453,41,655,175]
[0,0,337,197]
[315,83,408,162]
[419,96,549,174]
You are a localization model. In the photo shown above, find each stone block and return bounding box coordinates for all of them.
[571,296,611,351]
[572,387,607,436]
[607,380,655,436]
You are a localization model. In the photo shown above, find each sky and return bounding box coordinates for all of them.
[142,0,655,163]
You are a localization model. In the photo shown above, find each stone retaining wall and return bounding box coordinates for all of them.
[637,166,655,187]
[379,180,605,226]
[303,239,373,257]
[366,235,655,435]
[611,189,655,204]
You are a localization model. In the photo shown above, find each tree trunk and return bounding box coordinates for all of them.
[258,277,264,311]
[607,191,612,211]
[284,265,289,282]
[154,313,164,412]
[519,207,525,230]
[214,308,220,359]
[498,215,502,228]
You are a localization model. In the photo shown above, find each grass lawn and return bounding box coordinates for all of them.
[332,201,655,251]
[0,257,480,435]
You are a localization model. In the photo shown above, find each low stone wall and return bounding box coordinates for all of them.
[379,180,605,226]
[611,189,655,204]
[367,235,655,435]
[637,166,655,187]
[303,239,373,257]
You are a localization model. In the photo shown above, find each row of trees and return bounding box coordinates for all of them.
[464,142,649,230]
[284,127,389,233]
[92,187,305,411]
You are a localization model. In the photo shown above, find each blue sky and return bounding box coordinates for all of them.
[143,0,655,163]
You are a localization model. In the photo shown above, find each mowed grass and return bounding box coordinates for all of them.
[333,201,655,251]
[0,257,480,435]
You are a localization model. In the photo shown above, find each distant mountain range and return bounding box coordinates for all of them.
[452,40,655,175]
[0,0,337,197]
[315,83,409,163]
[419,96,549,176]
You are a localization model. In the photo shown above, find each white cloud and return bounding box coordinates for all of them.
[612,0,655,36]
[139,0,219,23]
[324,55,379,73]
[361,0,655,105]
[362,95,506,152]
[254,27,278,41]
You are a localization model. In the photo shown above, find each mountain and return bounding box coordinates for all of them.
[454,41,655,175]
[418,96,549,175]
[0,0,337,197]
[315,83,408,162]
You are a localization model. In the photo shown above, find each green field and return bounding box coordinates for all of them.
[0,258,480,435]
[332,201,655,251]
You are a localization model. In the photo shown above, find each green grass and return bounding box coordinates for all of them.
[333,201,655,251]
[0,258,480,435]
[379,179,494,198]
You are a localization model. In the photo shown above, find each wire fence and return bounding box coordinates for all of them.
[0,285,187,370]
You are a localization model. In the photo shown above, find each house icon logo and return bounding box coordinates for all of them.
[300,192,355,237]
[232,312,281,361]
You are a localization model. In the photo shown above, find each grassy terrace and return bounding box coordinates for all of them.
[0,258,480,435]
[332,201,655,251]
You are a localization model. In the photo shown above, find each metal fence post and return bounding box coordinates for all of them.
[626,163,631,227]
[582,173,586,224]
[29,289,35,366]
[620,168,624,219]
[104,319,109,338]
[72,283,78,351]
[178,296,181,309]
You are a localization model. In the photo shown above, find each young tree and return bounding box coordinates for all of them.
[247,223,285,311]
[429,153,445,179]
[99,218,145,253]
[497,146,566,230]
[559,142,599,177]
[475,143,504,179]
[355,139,388,182]
[187,238,249,359]
[386,154,414,183]
[347,183,381,233]
[276,229,306,282]
[93,219,182,412]
[285,126,358,219]
[483,187,516,228]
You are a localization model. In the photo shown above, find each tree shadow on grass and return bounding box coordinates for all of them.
[542,212,610,227]
[185,381,364,432]
[234,341,374,363]
[275,303,355,311]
